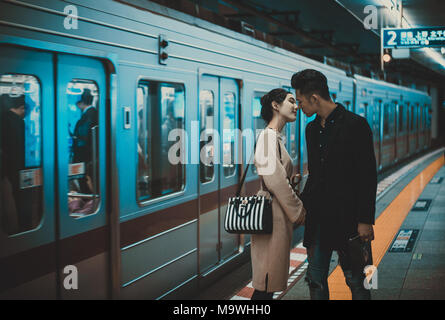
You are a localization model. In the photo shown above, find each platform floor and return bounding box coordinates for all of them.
[218,150,445,301]
[281,152,445,300]
[372,164,445,300]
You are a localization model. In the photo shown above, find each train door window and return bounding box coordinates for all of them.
[425,105,430,129]
[419,105,424,130]
[223,92,236,177]
[373,100,380,140]
[383,103,390,136]
[288,120,297,159]
[398,104,404,133]
[136,80,185,202]
[200,90,215,183]
[357,103,366,118]
[137,84,152,197]
[411,104,417,131]
[66,80,100,218]
[0,74,43,235]
[252,93,266,174]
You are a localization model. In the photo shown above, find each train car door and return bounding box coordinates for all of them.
[282,86,299,174]
[0,46,57,299]
[198,75,240,274]
[375,99,383,170]
[56,54,109,299]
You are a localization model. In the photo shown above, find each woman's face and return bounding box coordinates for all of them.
[275,93,298,123]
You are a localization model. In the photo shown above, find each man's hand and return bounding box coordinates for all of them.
[358,223,374,242]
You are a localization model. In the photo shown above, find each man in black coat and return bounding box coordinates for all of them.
[1,95,31,232]
[291,69,377,300]
[72,89,97,193]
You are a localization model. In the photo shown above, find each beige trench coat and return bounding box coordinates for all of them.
[251,128,305,292]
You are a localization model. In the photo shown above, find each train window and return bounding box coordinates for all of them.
[288,120,297,160]
[358,103,366,118]
[66,80,100,218]
[252,94,266,174]
[373,100,380,140]
[223,92,236,177]
[0,74,43,235]
[136,80,185,202]
[200,90,215,183]
[383,103,389,136]
[419,105,424,130]
[398,104,405,133]
[384,102,396,137]
[410,105,416,131]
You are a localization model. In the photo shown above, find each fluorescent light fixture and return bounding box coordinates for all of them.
[380,0,397,10]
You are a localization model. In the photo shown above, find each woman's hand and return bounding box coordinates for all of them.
[293,207,306,227]
[289,174,302,197]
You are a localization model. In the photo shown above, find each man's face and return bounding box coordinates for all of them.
[295,90,318,117]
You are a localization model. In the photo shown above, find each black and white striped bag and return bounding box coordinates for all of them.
[224,135,281,234]
[224,195,272,234]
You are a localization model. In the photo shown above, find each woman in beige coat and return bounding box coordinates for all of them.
[251,88,305,300]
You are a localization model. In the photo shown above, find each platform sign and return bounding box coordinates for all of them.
[383,27,445,49]
[430,177,443,184]
[412,199,432,211]
[389,229,419,253]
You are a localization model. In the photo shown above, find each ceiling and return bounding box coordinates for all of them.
[335,0,445,78]
[143,0,445,86]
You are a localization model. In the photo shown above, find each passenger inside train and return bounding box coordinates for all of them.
[0,76,42,235]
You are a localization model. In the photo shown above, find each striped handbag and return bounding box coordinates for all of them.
[224,194,272,234]
[224,139,281,234]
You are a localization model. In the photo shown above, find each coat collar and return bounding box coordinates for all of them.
[314,103,345,127]
[265,126,284,142]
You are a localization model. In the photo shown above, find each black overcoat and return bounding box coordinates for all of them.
[300,104,377,250]
[73,107,98,164]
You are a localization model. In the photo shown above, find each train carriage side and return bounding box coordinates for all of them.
[418,92,432,150]
[0,0,330,300]
[354,75,389,170]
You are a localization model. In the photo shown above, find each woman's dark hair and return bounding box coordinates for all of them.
[260,88,289,124]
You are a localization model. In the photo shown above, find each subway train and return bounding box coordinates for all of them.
[0,0,432,299]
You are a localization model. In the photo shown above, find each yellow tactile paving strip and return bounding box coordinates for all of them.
[328,154,445,300]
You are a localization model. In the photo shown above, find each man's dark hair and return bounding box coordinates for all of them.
[79,88,94,105]
[0,94,25,112]
[291,69,331,101]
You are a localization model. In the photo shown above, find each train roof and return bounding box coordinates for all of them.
[353,74,430,97]
[117,0,349,78]
[120,0,430,97]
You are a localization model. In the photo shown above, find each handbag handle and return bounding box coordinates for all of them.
[231,196,261,218]
[235,131,282,197]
